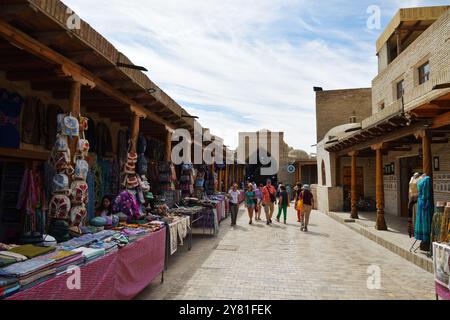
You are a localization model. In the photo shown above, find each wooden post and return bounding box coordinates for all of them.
[130,113,140,153]
[225,165,229,192]
[349,151,359,219]
[372,144,388,230]
[418,129,434,205]
[166,130,172,162]
[395,29,401,56]
[69,81,81,115]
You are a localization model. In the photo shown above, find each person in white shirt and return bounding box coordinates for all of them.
[228,183,240,226]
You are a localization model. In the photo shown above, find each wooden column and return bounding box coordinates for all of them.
[130,113,140,153]
[418,129,434,205]
[165,130,173,162]
[69,81,81,115]
[349,151,359,219]
[395,29,401,56]
[372,144,388,230]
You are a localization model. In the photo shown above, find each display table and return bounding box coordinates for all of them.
[433,242,450,300]
[7,228,166,300]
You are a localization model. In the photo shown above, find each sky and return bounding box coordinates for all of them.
[63,0,450,153]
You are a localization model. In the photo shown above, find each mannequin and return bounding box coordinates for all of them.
[407,172,421,238]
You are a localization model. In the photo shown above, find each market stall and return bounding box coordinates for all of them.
[3,227,166,300]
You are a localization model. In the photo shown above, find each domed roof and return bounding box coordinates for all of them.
[288,149,310,160]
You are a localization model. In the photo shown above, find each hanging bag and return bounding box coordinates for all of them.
[74,158,89,181]
[49,194,71,220]
[70,180,89,205]
[296,191,304,211]
[70,205,87,227]
[62,113,79,138]
[52,173,70,194]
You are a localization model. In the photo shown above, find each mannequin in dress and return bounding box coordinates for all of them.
[407,172,421,237]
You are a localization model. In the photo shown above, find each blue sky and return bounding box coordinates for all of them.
[63,0,450,153]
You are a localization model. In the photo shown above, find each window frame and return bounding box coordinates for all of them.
[418,61,430,85]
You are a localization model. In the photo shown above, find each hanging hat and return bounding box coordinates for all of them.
[127,152,138,163]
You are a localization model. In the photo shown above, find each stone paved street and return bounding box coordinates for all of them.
[137,205,435,300]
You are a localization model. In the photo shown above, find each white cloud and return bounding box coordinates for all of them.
[61,0,447,153]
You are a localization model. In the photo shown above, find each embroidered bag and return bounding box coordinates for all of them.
[70,180,88,205]
[52,173,70,194]
[57,113,66,134]
[55,134,68,152]
[79,115,89,132]
[126,175,139,189]
[74,159,89,181]
[70,205,87,227]
[49,194,71,220]
[62,113,79,137]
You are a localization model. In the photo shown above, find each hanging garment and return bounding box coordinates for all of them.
[431,206,445,243]
[415,176,434,242]
[45,104,63,150]
[110,158,120,196]
[85,119,96,153]
[169,223,178,255]
[441,206,450,243]
[95,122,113,157]
[117,129,128,162]
[99,159,111,196]
[0,88,23,149]
[91,162,103,209]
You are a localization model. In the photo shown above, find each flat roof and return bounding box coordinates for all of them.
[376,6,450,53]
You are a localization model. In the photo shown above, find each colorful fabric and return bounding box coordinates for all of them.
[245,191,257,205]
[8,245,55,259]
[0,88,23,149]
[415,176,433,242]
[0,251,28,262]
[431,206,445,243]
[441,206,450,243]
[0,259,54,278]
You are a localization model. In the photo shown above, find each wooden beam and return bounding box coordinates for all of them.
[0,19,175,130]
[349,151,359,219]
[0,4,34,22]
[33,30,72,46]
[336,122,429,157]
[431,111,450,129]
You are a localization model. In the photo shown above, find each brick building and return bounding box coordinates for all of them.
[317,6,450,232]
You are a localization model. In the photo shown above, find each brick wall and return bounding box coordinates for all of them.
[372,8,450,114]
[315,88,372,143]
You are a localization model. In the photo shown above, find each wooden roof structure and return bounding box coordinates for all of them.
[0,0,203,137]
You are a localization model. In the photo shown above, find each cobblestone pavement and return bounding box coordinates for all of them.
[137,205,435,300]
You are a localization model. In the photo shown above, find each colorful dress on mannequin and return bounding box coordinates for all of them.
[414,175,433,244]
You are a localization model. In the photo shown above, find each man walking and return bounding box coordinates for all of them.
[262,180,277,225]
[228,183,240,227]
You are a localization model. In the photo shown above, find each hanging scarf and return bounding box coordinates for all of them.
[415,176,433,242]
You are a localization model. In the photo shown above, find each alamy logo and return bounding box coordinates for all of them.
[366,265,381,290]
[66,8,81,30]
[366,5,381,30]
[171,124,280,175]
[66,266,81,290]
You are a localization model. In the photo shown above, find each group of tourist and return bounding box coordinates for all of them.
[227,180,314,232]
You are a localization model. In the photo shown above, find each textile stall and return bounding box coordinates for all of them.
[3,228,166,300]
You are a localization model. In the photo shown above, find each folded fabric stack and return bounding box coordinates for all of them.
[121,227,148,242]
[72,247,105,263]
[57,230,118,250]
[0,276,20,299]
[89,241,118,254]
[34,250,84,275]
[8,244,56,259]
[0,258,56,292]
[0,251,27,268]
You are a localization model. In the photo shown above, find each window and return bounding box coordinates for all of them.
[396,79,405,100]
[418,61,430,85]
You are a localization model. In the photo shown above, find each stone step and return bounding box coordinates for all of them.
[324,211,434,274]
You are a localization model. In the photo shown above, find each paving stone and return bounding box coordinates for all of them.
[136,206,435,300]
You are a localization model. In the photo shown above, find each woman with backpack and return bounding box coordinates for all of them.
[298,185,315,232]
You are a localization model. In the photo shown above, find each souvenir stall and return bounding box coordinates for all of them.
[431,201,450,300]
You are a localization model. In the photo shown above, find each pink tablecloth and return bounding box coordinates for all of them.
[436,282,450,300]
[8,228,166,300]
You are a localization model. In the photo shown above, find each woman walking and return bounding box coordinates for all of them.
[245,183,257,225]
[276,185,289,224]
[255,183,263,221]
[294,182,303,222]
[299,185,314,232]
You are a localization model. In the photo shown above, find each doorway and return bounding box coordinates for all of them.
[399,156,422,217]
